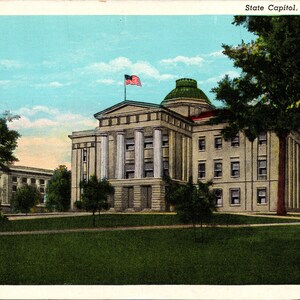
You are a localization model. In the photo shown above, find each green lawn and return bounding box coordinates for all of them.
[0,213,299,232]
[0,225,299,284]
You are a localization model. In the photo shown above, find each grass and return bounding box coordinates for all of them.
[0,225,299,284]
[0,213,299,232]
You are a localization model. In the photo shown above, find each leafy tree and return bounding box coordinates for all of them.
[80,175,114,227]
[46,165,71,212]
[0,112,20,171]
[12,185,40,215]
[211,16,300,215]
[174,178,217,242]
[163,175,180,211]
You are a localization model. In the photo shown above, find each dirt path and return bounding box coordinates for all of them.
[7,211,300,221]
[6,211,175,221]
[1,222,300,236]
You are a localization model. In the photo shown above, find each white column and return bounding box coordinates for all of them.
[135,128,144,178]
[153,127,163,178]
[100,133,108,179]
[115,131,125,179]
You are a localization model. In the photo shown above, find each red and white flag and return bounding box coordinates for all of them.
[125,74,142,86]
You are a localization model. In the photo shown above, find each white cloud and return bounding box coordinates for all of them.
[10,110,96,130]
[85,57,175,81]
[96,79,116,85]
[9,116,59,129]
[35,81,70,88]
[199,71,240,85]
[49,81,64,88]
[0,80,11,86]
[0,59,22,69]
[208,51,225,58]
[55,112,96,128]
[133,61,175,80]
[15,105,60,117]
[160,55,204,66]
[87,57,131,73]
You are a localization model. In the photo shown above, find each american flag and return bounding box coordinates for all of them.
[124,75,142,86]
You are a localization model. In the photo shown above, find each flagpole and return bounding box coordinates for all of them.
[124,75,126,101]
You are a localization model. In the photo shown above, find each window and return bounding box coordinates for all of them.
[83,149,87,162]
[213,189,223,207]
[198,137,205,151]
[125,164,135,179]
[31,178,36,184]
[163,161,169,177]
[230,189,240,205]
[125,139,134,151]
[144,162,154,178]
[215,137,222,149]
[231,161,240,177]
[144,137,153,149]
[39,179,45,185]
[162,135,169,147]
[198,162,206,179]
[22,177,27,184]
[231,135,240,147]
[257,188,267,204]
[12,185,17,192]
[40,187,45,194]
[12,176,17,183]
[258,133,267,145]
[214,161,222,178]
[258,159,267,177]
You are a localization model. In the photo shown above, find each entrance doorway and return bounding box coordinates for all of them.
[123,187,134,209]
[141,186,152,209]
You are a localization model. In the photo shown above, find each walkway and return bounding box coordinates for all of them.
[1,222,300,236]
[6,211,300,221]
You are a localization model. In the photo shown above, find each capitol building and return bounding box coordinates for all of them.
[69,78,300,212]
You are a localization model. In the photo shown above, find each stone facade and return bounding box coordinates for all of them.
[0,165,53,212]
[69,78,300,212]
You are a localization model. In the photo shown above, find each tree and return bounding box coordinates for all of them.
[173,178,217,242]
[46,165,71,212]
[12,185,40,215]
[0,208,8,223]
[0,112,20,171]
[80,175,114,227]
[211,16,300,215]
[163,175,180,211]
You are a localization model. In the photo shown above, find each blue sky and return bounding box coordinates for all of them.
[0,15,255,169]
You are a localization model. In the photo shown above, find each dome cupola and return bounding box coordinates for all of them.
[161,78,213,118]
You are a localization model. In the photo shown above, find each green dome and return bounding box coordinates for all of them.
[162,78,210,105]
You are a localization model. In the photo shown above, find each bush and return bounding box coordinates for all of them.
[74,200,83,210]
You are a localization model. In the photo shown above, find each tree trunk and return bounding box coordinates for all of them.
[200,220,203,242]
[193,223,197,243]
[92,211,96,227]
[251,141,254,211]
[277,135,287,215]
